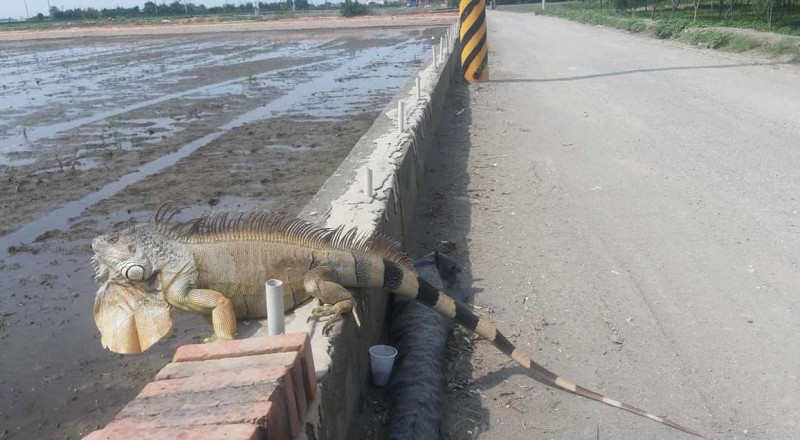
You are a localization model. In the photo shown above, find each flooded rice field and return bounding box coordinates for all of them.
[0,24,445,439]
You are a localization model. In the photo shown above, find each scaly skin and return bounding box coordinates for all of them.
[91,208,706,438]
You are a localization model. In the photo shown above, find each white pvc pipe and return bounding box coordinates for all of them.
[265,279,285,335]
[398,101,405,133]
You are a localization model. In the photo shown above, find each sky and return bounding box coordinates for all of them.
[0,1,247,19]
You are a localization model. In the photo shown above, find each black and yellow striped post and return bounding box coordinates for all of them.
[459,0,489,83]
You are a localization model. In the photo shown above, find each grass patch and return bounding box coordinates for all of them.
[761,39,800,61]
[726,35,761,52]
[543,3,800,63]
[763,39,796,55]
[627,20,647,32]
[541,1,800,37]
[653,18,691,39]
[545,8,649,34]
[680,28,800,61]
[685,29,732,48]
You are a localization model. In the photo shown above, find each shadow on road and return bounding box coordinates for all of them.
[404,79,492,439]
[492,61,788,83]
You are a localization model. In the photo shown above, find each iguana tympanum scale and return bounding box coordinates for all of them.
[90,207,704,438]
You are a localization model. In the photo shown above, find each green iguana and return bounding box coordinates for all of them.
[91,207,705,438]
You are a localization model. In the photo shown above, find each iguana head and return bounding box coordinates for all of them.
[91,224,174,354]
[92,225,158,283]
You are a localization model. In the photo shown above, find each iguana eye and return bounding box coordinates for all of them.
[125,265,145,281]
[108,235,119,244]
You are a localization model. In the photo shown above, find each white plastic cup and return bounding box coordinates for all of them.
[369,344,398,386]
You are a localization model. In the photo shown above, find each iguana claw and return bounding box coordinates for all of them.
[309,304,334,320]
[307,304,344,336]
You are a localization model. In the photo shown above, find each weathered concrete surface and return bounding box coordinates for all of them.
[275,22,460,440]
[412,11,800,440]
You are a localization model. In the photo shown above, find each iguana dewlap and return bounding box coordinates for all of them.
[90,208,705,438]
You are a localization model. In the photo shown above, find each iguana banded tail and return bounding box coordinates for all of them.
[91,207,705,438]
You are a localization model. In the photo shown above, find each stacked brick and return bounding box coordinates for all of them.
[84,333,316,440]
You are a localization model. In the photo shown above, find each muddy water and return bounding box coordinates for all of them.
[0,26,445,439]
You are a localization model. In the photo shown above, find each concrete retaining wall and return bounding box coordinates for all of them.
[292,24,461,440]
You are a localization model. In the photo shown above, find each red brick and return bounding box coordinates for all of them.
[119,381,278,418]
[286,356,308,419]
[115,367,296,438]
[156,351,310,423]
[173,334,308,363]
[82,430,107,440]
[82,424,260,440]
[171,333,316,403]
[106,402,281,432]
[137,367,286,398]
[264,377,294,440]
[121,373,297,436]
[90,335,317,440]
[295,334,317,403]
[156,352,298,381]
[277,367,300,437]
[260,400,289,440]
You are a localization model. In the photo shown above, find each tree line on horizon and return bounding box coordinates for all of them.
[46,1,319,20]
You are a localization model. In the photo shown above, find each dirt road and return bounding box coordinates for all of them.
[414,11,800,440]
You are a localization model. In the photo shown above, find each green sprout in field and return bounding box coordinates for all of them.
[7,162,24,192]
[101,117,126,154]
[247,66,257,85]
[5,154,25,192]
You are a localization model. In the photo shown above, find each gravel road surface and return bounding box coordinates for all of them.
[418,11,800,440]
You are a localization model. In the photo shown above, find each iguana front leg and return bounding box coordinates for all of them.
[168,288,236,342]
[304,266,360,334]
[157,266,235,343]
